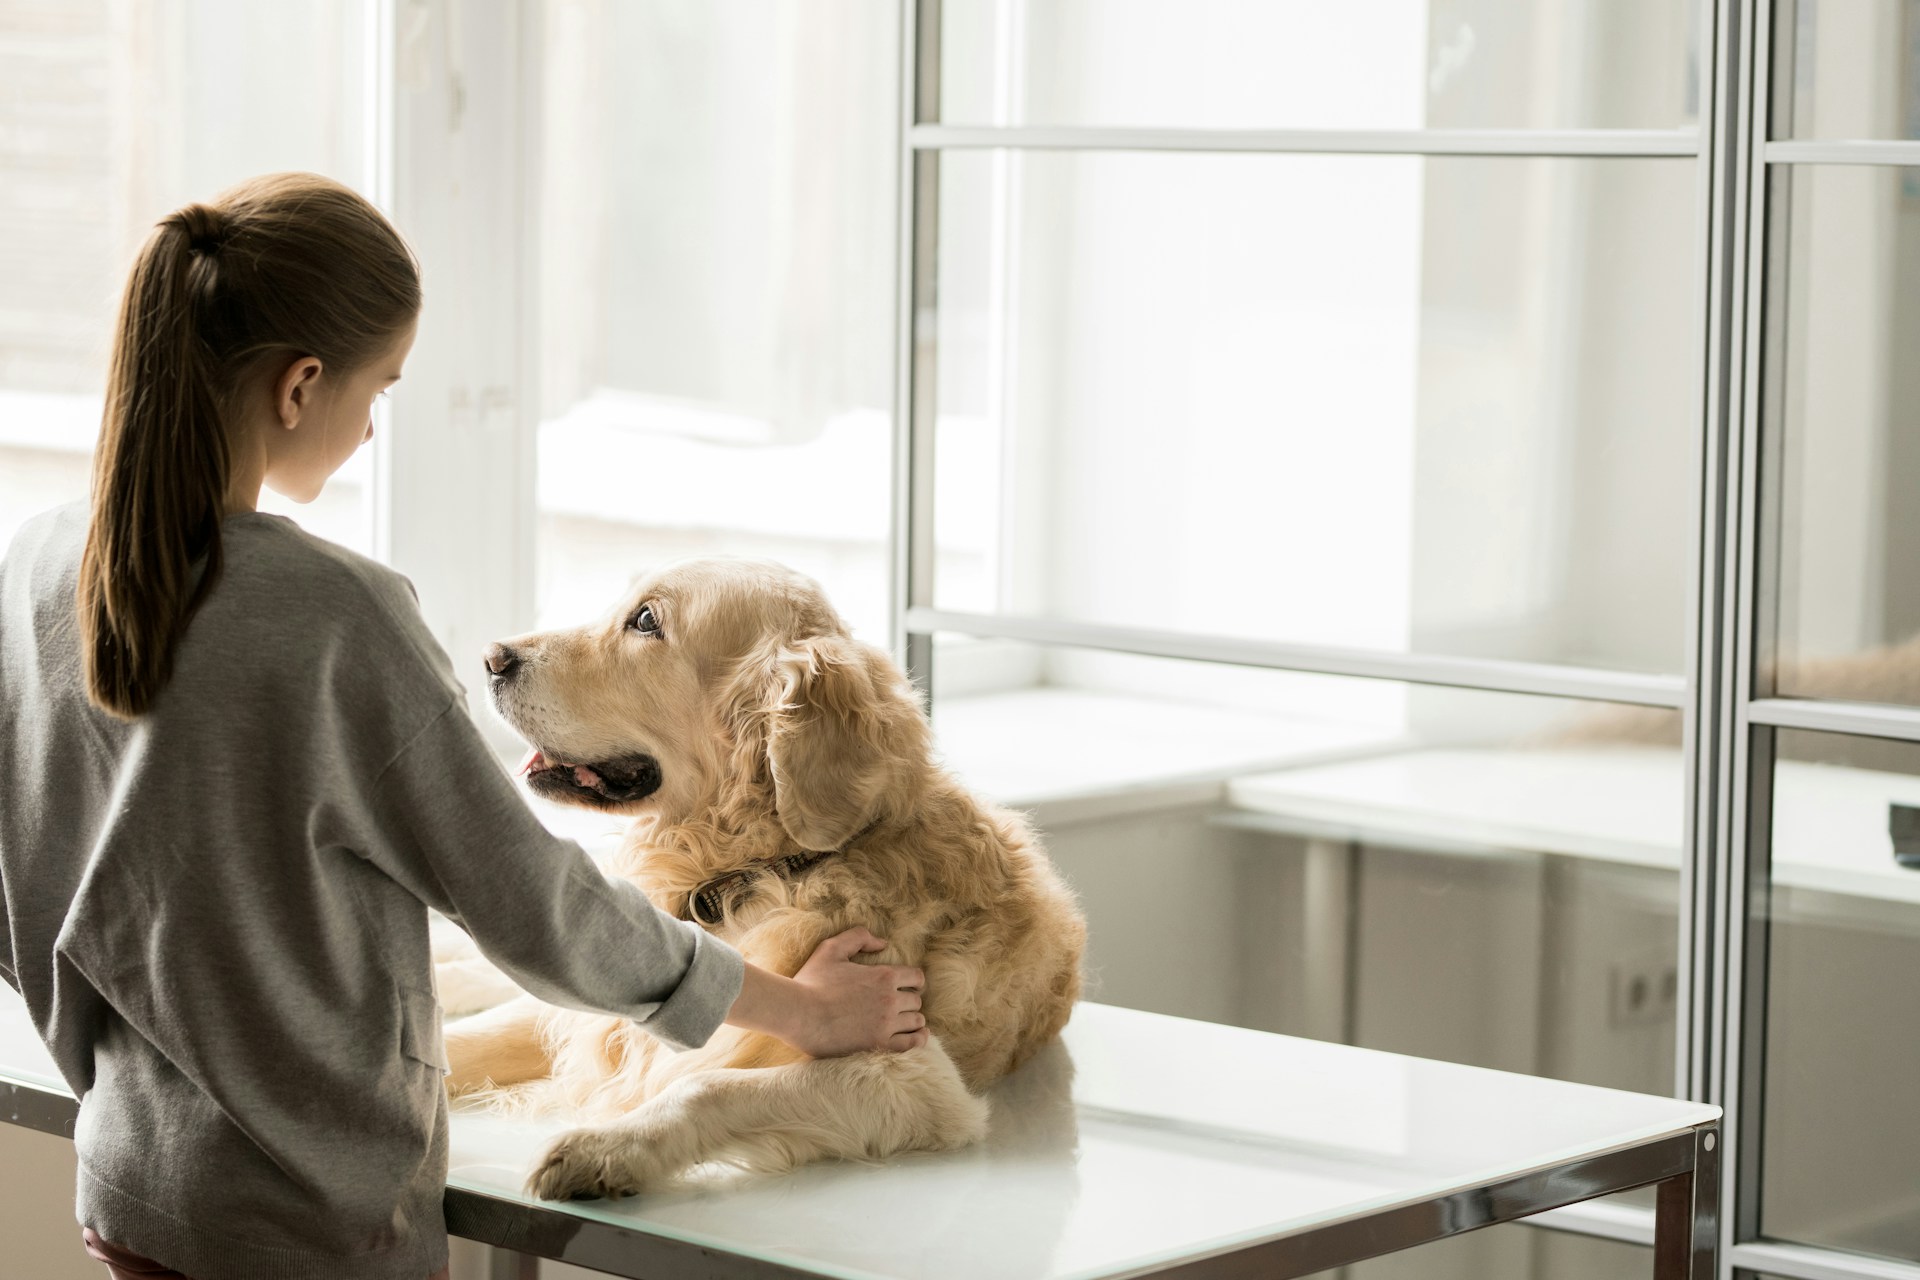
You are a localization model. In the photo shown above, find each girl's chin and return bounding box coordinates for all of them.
[262,476,325,506]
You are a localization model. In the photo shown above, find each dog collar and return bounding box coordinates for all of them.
[683,848,838,927]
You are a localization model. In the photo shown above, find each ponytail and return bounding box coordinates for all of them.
[79,205,232,719]
[78,175,420,719]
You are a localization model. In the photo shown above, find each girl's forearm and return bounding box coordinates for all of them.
[724,961,813,1044]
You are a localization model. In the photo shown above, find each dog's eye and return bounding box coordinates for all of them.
[629,605,661,636]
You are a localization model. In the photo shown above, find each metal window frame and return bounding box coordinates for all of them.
[1762,140,1920,165]
[887,5,1920,1280]
[890,8,1715,712]
[1713,0,1770,1272]
[889,0,940,689]
[1730,1242,1920,1280]
[1724,7,1920,1280]
[912,124,1703,157]
[1745,698,1920,743]
[907,607,1688,706]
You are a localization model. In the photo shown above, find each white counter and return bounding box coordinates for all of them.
[1228,745,1920,907]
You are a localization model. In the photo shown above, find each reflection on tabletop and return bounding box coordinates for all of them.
[449,1031,1083,1280]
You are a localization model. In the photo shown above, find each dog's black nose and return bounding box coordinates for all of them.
[484,642,519,678]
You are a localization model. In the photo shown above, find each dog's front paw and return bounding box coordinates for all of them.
[527,1127,654,1201]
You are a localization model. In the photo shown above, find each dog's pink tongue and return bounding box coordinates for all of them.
[572,763,603,789]
[517,748,545,776]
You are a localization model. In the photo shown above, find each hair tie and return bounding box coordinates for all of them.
[166,203,229,256]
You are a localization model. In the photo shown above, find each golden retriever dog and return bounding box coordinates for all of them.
[441,557,1086,1200]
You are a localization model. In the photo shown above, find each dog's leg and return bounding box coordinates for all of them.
[431,922,525,1016]
[444,995,554,1096]
[526,1036,989,1200]
[435,956,526,1017]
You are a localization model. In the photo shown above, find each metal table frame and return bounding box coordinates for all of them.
[2,1072,1718,1279]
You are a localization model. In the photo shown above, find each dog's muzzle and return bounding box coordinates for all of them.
[517,749,664,806]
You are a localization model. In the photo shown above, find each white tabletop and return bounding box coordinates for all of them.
[1228,745,1920,907]
[0,991,1715,1280]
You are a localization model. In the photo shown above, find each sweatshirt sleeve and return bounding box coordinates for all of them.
[359,698,745,1051]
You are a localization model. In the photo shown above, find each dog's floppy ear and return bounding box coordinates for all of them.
[757,634,926,851]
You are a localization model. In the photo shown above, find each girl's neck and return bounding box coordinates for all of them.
[223,422,265,515]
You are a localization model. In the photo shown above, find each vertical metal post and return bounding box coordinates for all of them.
[1690,0,1757,1114]
[1654,1126,1723,1279]
[1717,0,1773,1269]
[890,0,943,697]
[1737,41,1791,1254]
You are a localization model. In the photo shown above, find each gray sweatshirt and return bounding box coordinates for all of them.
[0,504,745,1280]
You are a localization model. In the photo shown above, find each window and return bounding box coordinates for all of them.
[0,0,381,556]
[938,0,1699,132]
[934,150,1697,673]
[530,0,900,640]
[1753,730,1920,1262]
[1765,162,1920,706]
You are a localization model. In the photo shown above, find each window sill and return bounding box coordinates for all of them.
[929,687,1405,826]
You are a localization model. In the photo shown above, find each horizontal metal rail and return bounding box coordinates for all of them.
[912,124,1702,158]
[909,608,1688,707]
[1763,140,1920,166]
[0,1078,73,1139]
[1746,697,1920,744]
[1729,1241,1920,1280]
[1154,1128,1707,1280]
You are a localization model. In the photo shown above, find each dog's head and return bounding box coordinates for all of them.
[484,557,929,849]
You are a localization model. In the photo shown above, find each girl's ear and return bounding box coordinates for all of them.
[757,634,927,851]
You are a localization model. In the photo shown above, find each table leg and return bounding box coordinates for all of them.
[1652,1126,1719,1279]
[486,1246,540,1280]
[1301,837,1358,1044]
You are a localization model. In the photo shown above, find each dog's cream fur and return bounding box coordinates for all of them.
[441,557,1086,1200]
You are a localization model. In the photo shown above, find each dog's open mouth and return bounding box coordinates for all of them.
[517,748,662,807]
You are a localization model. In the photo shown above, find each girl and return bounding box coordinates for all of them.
[0,171,927,1280]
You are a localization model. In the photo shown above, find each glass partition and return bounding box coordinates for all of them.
[933,150,1698,676]
[931,637,1684,1098]
[1771,1,1920,139]
[940,0,1699,132]
[1764,165,1920,707]
[1757,729,1920,1264]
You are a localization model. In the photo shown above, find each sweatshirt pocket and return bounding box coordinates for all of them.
[397,983,450,1075]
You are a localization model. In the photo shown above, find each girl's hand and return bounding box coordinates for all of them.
[726,927,928,1056]
[791,927,928,1056]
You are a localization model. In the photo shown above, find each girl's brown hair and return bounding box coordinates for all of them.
[79,172,420,719]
